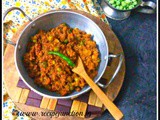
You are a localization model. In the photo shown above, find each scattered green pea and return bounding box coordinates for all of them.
[69,84,74,91]
[54,47,59,52]
[69,28,73,33]
[97,58,101,62]
[63,39,68,44]
[79,40,86,45]
[57,67,61,72]
[62,23,68,26]
[74,77,79,82]
[32,39,37,43]
[42,62,48,68]
[47,36,53,41]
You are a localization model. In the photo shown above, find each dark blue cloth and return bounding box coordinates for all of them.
[95,0,157,120]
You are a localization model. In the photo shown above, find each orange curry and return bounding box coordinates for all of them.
[23,23,100,96]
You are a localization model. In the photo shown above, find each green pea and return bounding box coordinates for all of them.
[116,6,120,9]
[128,6,133,9]
[52,60,55,65]
[76,37,80,40]
[109,0,114,4]
[121,1,126,7]
[69,28,73,33]
[74,77,79,82]
[97,58,101,62]
[80,40,85,45]
[133,1,138,5]
[112,4,116,7]
[42,62,48,68]
[62,23,68,26]
[47,36,53,41]
[125,0,131,4]
[131,5,135,8]
[119,6,123,10]
[32,39,37,43]
[63,39,68,44]
[69,84,74,91]
[57,67,61,72]
[116,1,120,5]
[54,47,59,52]
[123,7,127,10]
[125,5,129,9]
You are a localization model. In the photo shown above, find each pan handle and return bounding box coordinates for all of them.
[136,1,156,14]
[3,7,32,46]
[97,53,124,88]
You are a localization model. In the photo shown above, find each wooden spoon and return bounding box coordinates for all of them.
[72,57,123,120]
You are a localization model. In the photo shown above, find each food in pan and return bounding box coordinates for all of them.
[23,23,100,96]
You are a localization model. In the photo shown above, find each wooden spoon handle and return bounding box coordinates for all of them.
[82,73,123,120]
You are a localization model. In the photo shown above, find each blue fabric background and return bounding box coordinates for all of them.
[95,0,157,120]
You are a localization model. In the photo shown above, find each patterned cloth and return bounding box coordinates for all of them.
[3,0,109,119]
[3,0,109,42]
